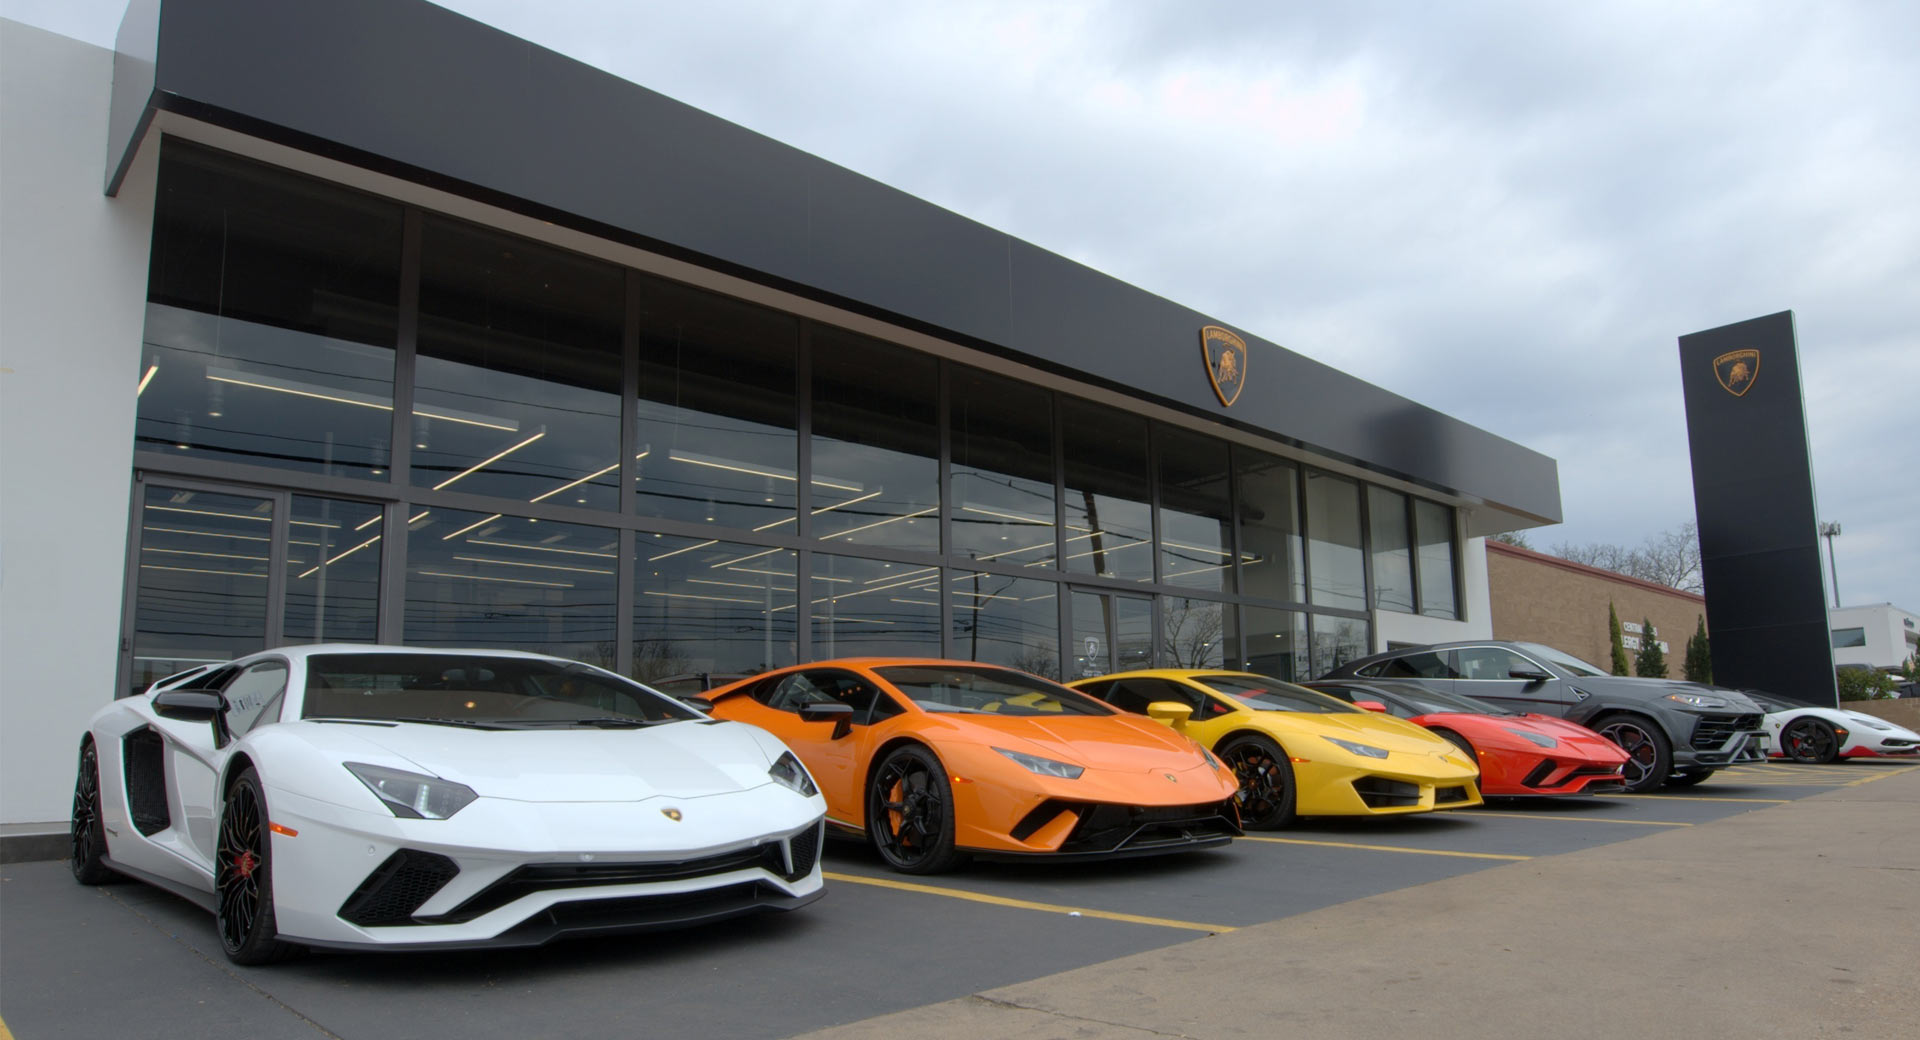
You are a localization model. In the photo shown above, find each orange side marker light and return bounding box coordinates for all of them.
[268,822,299,837]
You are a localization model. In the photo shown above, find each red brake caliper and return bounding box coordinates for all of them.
[233,850,259,879]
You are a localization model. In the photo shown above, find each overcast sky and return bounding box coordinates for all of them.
[8,0,1915,613]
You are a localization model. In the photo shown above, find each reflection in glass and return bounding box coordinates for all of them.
[130,486,273,695]
[1071,591,1152,678]
[810,328,938,551]
[1310,614,1369,679]
[951,368,1056,568]
[1305,469,1365,610]
[952,572,1060,679]
[1158,428,1234,592]
[1415,499,1459,619]
[414,218,624,508]
[404,508,618,666]
[284,496,383,644]
[635,277,799,531]
[1241,605,1306,680]
[138,141,400,478]
[1368,487,1414,614]
[1237,449,1304,603]
[810,554,942,658]
[634,536,796,681]
[1062,399,1153,582]
[1161,597,1230,668]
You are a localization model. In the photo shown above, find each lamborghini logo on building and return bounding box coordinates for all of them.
[1200,325,1247,407]
[1713,348,1760,397]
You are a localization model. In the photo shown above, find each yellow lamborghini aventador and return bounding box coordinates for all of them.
[1070,670,1481,828]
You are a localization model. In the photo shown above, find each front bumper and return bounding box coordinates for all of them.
[1673,712,1768,769]
[1293,755,1483,816]
[266,785,825,951]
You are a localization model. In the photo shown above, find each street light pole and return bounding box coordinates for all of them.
[1818,521,1842,608]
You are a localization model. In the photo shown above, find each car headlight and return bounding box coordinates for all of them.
[768,751,818,796]
[994,747,1085,779]
[1665,692,1730,709]
[1323,736,1389,759]
[1504,727,1560,749]
[344,762,478,820]
[1196,743,1223,770]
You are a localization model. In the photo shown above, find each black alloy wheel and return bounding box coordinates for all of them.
[867,745,963,874]
[216,768,299,964]
[70,742,118,885]
[1594,716,1672,793]
[1780,717,1841,764]
[1218,734,1297,829]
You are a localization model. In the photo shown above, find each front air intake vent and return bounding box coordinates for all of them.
[339,850,460,926]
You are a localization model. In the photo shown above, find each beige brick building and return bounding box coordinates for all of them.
[1486,541,1707,679]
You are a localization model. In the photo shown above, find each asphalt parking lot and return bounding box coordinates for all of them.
[3,759,1913,1040]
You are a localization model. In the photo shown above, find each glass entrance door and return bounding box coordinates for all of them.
[123,482,283,696]
[1069,589,1152,679]
[120,480,390,696]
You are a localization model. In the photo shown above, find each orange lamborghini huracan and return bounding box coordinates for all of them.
[702,659,1242,874]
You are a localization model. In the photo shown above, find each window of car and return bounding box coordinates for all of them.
[301,653,701,726]
[221,660,288,734]
[1372,651,1459,679]
[1513,643,1607,677]
[761,669,900,725]
[874,665,1113,716]
[1088,678,1203,715]
[1191,675,1362,714]
[1455,647,1539,681]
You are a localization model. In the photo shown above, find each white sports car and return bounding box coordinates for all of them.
[1746,691,1920,763]
[71,645,827,963]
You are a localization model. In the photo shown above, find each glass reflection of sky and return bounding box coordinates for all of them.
[634,535,797,679]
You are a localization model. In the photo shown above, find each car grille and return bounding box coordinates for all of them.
[1433,785,1472,805]
[1053,801,1240,855]
[1520,761,1621,789]
[339,849,461,926]
[1691,713,1762,751]
[1352,777,1423,808]
[784,821,823,880]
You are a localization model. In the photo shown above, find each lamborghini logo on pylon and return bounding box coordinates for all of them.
[1200,325,1247,407]
[1713,349,1759,397]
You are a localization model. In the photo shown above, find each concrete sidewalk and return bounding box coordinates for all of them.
[797,767,1920,1040]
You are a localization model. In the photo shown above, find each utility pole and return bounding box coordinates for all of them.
[1818,521,1842,608]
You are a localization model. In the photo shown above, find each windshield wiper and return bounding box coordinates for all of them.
[393,716,512,730]
[509,716,670,729]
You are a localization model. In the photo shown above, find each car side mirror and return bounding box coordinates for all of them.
[797,701,855,739]
[153,689,232,747]
[1354,700,1388,713]
[1510,669,1551,684]
[1145,701,1193,727]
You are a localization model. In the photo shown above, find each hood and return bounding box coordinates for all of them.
[1568,677,1762,712]
[1264,711,1457,755]
[939,713,1208,772]
[298,718,779,802]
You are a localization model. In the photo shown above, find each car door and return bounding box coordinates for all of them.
[1452,646,1572,717]
[755,668,901,827]
[176,659,289,868]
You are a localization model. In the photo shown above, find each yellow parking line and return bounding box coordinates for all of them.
[1600,793,1789,804]
[1845,764,1920,787]
[1237,836,1531,861]
[1449,811,1692,827]
[822,871,1237,933]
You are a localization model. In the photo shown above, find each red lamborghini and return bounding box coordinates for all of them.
[1304,678,1629,797]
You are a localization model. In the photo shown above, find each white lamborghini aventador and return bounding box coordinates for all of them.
[71,646,827,963]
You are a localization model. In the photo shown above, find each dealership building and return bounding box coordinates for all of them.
[0,0,1560,839]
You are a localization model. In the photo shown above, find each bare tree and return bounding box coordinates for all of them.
[1551,521,1702,594]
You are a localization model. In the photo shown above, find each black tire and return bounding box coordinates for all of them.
[1594,715,1672,793]
[1666,768,1716,788]
[216,768,300,965]
[867,745,964,874]
[71,742,120,885]
[1431,728,1477,760]
[1780,717,1840,764]
[1218,734,1297,830]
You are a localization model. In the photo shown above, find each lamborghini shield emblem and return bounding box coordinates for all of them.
[661,808,683,822]
[1200,325,1247,407]
[1713,348,1759,397]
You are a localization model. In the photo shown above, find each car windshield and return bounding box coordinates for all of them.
[301,653,701,727]
[1514,643,1608,677]
[1193,675,1362,714]
[1370,684,1508,716]
[1743,691,1793,713]
[874,666,1113,716]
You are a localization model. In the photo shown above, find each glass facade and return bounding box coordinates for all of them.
[123,140,1472,691]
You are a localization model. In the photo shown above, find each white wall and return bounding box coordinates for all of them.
[1,20,157,826]
[1372,536,1493,650]
[1830,604,1920,671]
